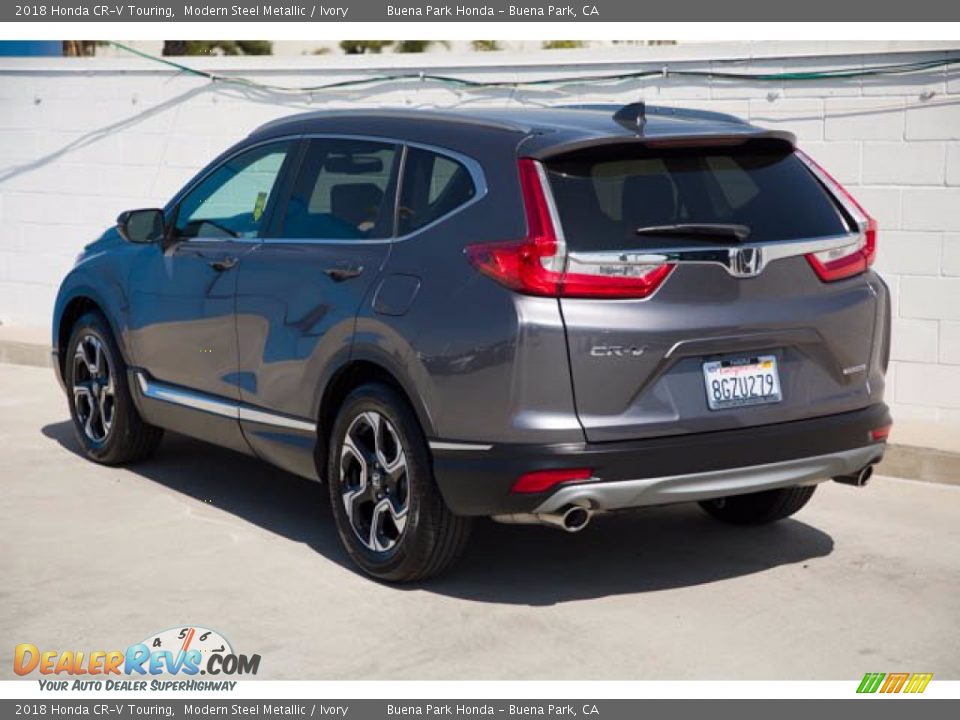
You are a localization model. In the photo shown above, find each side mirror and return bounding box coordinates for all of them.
[117,208,165,244]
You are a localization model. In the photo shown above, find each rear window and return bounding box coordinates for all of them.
[545,142,849,252]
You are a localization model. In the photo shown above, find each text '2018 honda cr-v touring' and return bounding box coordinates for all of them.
[53,104,892,581]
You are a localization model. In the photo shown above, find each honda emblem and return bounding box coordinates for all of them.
[729,247,763,277]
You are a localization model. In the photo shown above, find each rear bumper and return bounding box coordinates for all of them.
[430,403,890,515]
[525,446,878,514]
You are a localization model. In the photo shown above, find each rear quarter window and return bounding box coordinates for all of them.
[545,142,850,252]
[398,148,476,235]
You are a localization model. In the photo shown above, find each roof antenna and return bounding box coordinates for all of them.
[613,101,646,134]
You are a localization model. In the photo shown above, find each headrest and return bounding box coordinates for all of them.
[331,183,384,227]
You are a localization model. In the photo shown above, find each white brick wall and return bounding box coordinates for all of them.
[940,321,960,364]
[1,41,960,428]
[862,142,945,185]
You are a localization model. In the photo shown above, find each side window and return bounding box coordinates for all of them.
[398,147,476,235]
[175,141,291,240]
[275,138,400,240]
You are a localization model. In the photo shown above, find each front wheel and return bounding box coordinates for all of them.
[65,311,163,465]
[327,383,472,582]
[698,485,817,526]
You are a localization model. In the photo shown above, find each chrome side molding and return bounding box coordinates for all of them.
[135,372,316,433]
[136,372,236,420]
[237,406,317,433]
[428,441,494,451]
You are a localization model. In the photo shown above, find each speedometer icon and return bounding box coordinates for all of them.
[141,626,233,666]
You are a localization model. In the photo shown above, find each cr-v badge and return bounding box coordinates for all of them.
[590,345,647,358]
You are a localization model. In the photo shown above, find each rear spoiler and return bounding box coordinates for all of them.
[525,129,797,161]
[561,102,752,127]
[528,101,795,160]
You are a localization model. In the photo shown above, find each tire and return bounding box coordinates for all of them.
[64,311,163,465]
[698,485,817,526]
[327,382,472,582]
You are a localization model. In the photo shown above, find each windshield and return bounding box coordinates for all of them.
[544,142,850,252]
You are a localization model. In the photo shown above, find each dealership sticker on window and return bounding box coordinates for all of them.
[252,191,268,222]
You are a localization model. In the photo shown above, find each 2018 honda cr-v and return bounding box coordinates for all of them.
[53,104,892,581]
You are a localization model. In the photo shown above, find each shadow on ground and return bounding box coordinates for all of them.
[43,420,834,606]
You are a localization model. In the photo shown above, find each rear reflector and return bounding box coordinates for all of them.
[465,158,673,299]
[510,468,593,494]
[870,424,892,442]
[797,150,877,282]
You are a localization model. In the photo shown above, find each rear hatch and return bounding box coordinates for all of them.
[541,138,884,442]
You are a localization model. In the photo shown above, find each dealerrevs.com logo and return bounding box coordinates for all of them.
[14,627,260,691]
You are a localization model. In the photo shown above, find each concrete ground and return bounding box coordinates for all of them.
[1,362,958,680]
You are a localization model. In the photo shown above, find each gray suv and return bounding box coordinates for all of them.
[53,104,892,581]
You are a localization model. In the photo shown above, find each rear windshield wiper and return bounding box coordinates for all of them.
[634,223,751,242]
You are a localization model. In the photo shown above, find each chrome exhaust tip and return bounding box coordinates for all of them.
[833,464,874,487]
[559,505,591,532]
[491,505,593,532]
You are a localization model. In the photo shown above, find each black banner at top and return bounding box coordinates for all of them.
[4,0,960,22]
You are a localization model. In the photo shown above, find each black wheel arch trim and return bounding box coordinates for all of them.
[315,344,438,442]
[54,280,130,383]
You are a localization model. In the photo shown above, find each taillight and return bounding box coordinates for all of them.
[510,468,593,494]
[870,424,892,442]
[465,158,673,299]
[797,150,877,282]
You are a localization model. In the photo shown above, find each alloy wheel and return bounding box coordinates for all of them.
[72,334,115,443]
[339,411,410,553]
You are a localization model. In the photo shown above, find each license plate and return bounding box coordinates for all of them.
[703,355,782,410]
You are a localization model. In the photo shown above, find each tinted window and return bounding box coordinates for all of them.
[545,142,849,252]
[276,139,400,240]
[175,141,291,240]
[399,148,476,235]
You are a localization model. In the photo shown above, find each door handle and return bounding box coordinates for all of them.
[209,257,239,272]
[324,265,364,282]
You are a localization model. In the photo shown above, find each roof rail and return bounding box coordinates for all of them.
[561,103,751,127]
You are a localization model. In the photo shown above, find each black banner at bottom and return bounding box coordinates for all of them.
[1,700,956,720]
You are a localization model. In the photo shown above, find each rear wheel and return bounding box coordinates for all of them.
[65,311,163,465]
[698,485,817,526]
[327,383,471,582]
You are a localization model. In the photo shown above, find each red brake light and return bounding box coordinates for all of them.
[870,424,892,442]
[510,468,593,494]
[797,150,877,282]
[465,158,673,299]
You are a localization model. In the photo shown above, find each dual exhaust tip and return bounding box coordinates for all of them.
[493,505,592,533]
